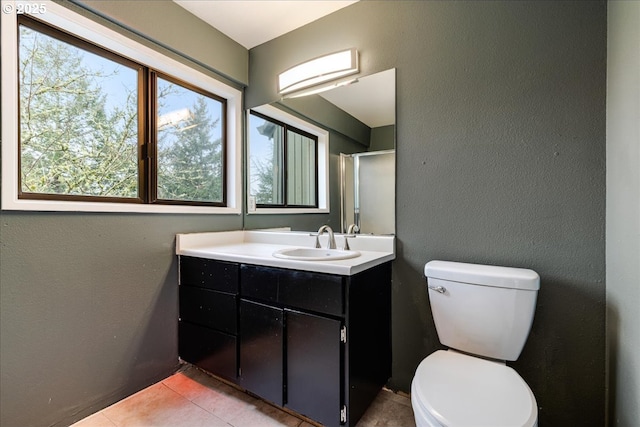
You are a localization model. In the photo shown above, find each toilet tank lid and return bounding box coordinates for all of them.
[424,260,540,291]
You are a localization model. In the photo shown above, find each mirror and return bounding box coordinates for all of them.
[248,69,395,234]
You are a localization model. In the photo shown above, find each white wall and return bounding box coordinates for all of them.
[606,1,640,425]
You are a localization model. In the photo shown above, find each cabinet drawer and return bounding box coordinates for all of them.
[179,321,237,382]
[180,256,238,293]
[279,270,344,316]
[240,265,279,303]
[179,286,237,334]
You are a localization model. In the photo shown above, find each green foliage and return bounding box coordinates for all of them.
[157,95,224,202]
[18,25,224,204]
[19,26,138,198]
[251,146,278,204]
[249,116,282,205]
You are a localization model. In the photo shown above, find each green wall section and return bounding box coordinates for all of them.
[0,213,241,426]
[248,1,606,426]
[370,125,395,152]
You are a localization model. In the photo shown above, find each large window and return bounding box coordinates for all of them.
[249,110,318,208]
[2,3,242,213]
[17,15,225,206]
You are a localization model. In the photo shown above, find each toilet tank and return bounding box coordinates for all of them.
[424,260,540,361]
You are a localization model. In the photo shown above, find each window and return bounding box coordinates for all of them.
[249,111,317,208]
[18,17,142,202]
[247,105,329,214]
[2,3,242,213]
[155,75,226,204]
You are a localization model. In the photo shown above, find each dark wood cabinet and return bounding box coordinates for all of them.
[178,256,239,382]
[178,321,237,381]
[238,299,284,406]
[286,309,343,426]
[179,256,391,427]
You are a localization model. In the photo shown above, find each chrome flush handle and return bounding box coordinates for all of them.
[428,285,447,294]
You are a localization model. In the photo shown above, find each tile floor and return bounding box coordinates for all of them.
[71,365,416,427]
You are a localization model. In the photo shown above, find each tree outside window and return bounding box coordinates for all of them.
[19,22,139,199]
[17,16,226,206]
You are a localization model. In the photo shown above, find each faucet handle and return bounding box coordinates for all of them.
[346,224,360,235]
[343,234,355,251]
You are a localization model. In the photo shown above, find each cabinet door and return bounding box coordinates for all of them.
[179,321,237,382]
[286,310,343,426]
[239,299,284,406]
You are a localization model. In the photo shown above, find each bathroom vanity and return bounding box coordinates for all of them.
[176,230,395,427]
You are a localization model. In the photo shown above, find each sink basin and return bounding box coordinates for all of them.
[272,247,361,261]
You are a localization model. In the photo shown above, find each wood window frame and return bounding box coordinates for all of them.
[6,11,238,212]
[151,71,228,207]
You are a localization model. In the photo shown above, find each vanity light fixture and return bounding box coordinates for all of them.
[283,77,359,99]
[278,48,359,97]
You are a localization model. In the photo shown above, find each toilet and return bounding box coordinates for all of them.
[411,260,540,427]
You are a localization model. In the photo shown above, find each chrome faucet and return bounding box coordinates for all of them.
[315,225,337,249]
[343,224,359,250]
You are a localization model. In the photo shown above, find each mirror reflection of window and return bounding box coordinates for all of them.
[249,113,284,205]
[286,130,316,206]
[249,111,318,208]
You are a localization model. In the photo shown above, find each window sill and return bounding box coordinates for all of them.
[247,207,329,215]
[2,198,241,215]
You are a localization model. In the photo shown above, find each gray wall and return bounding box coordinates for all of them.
[0,2,247,426]
[248,1,606,426]
[606,1,640,426]
[370,125,395,152]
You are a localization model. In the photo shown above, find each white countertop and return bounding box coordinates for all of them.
[176,229,395,276]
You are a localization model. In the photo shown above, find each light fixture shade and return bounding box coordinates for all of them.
[278,48,358,95]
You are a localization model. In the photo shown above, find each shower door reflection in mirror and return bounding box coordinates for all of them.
[341,150,395,235]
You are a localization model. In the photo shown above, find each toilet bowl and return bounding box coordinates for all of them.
[412,261,540,427]
[411,350,537,427]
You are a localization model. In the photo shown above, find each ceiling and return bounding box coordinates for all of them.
[319,69,395,128]
[173,1,358,49]
[173,0,394,128]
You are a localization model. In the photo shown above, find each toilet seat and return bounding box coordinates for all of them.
[412,350,537,427]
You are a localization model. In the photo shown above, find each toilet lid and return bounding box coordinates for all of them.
[413,350,537,427]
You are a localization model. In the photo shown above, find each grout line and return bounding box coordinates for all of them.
[99,409,119,427]
[74,366,415,427]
